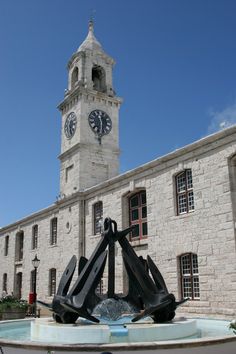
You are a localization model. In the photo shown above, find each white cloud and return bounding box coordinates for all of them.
[208,102,236,134]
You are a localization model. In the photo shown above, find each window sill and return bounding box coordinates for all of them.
[176,210,195,218]
[130,237,148,248]
[49,244,58,248]
[180,299,200,305]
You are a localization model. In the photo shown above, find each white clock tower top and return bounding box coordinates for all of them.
[78,20,103,52]
[58,22,122,196]
[65,20,116,97]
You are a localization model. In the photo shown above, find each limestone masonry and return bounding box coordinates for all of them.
[0,22,236,319]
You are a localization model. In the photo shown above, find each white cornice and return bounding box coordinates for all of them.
[57,86,122,112]
[58,143,120,161]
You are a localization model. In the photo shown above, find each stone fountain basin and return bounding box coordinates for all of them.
[31,317,198,343]
[0,317,235,354]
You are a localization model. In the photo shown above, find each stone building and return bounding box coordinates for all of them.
[0,22,236,319]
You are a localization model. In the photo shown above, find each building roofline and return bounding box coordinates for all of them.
[82,125,236,195]
[1,125,236,234]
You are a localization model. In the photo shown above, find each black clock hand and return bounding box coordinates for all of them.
[98,115,103,135]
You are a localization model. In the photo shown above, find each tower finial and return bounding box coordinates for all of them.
[89,9,96,33]
[89,19,94,33]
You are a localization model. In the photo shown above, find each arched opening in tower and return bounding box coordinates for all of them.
[92,65,106,93]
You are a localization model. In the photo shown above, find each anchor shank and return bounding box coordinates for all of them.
[108,238,115,298]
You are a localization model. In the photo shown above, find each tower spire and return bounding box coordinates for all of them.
[77,16,103,53]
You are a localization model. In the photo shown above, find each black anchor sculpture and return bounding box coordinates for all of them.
[38,218,188,324]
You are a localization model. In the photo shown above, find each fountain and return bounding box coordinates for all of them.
[0,218,235,353]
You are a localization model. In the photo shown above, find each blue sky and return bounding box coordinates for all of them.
[1,0,236,226]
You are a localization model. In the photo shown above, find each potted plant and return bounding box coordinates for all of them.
[0,295,28,320]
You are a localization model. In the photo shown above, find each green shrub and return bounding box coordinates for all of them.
[229,320,236,335]
[0,295,28,312]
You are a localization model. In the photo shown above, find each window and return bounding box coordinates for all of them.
[15,232,24,261]
[96,278,104,295]
[49,268,56,296]
[15,272,22,299]
[129,191,148,240]
[32,225,38,250]
[2,273,7,293]
[180,253,200,300]
[176,169,194,214]
[50,218,57,245]
[93,201,103,235]
[71,67,79,88]
[4,235,9,256]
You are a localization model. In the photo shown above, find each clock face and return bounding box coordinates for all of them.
[64,112,77,139]
[88,110,112,137]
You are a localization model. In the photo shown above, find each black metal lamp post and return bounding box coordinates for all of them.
[32,254,40,318]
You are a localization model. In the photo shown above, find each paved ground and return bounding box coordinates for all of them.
[1,343,236,354]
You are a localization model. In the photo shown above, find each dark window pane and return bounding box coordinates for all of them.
[142,222,148,235]
[192,254,198,274]
[141,192,146,205]
[130,195,139,208]
[131,224,139,238]
[4,236,9,256]
[131,209,139,221]
[3,273,7,293]
[142,206,147,219]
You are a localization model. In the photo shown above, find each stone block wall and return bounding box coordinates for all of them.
[0,127,236,319]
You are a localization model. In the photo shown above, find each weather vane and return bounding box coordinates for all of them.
[90,8,96,23]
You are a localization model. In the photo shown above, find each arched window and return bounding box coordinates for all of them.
[4,235,9,256]
[71,66,79,88]
[2,273,7,293]
[15,232,24,261]
[129,191,147,241]
[50,218,57,245]
[49,268,56,296]
[179,253,200,300]
[32,225,38,250]
[176,169,194,215]
[93,201,103,235]
[92,65,106,92]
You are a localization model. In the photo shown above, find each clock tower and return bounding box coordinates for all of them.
[58,21,122,197]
